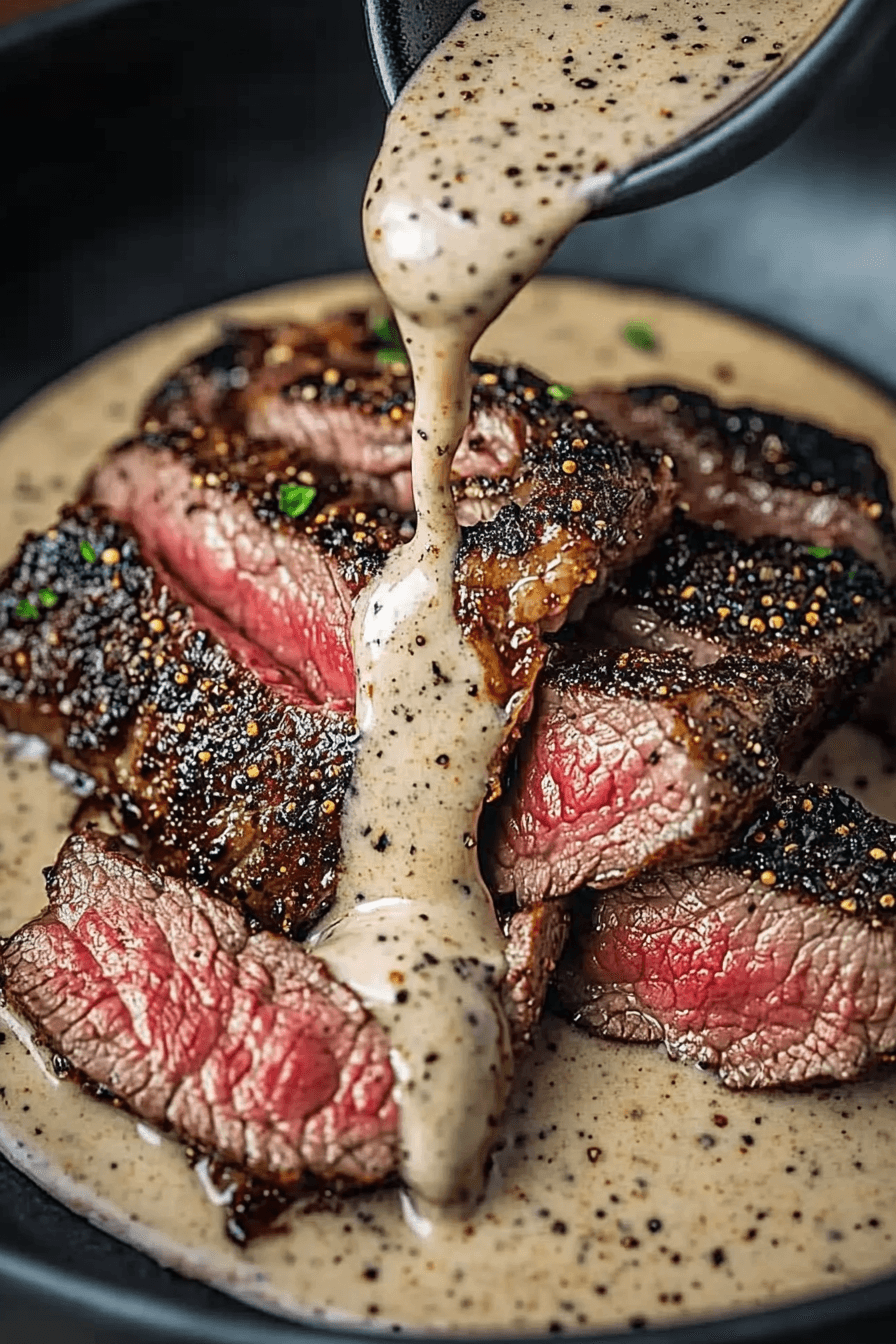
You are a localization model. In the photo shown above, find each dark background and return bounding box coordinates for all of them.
[0,0,895,1341]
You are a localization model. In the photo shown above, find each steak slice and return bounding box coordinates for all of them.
[141,313,539,519]
[88,427,407,711]
[489,524,896,902]
[558,778,896,1088]
[501,899,571,1049]
[581,385,896,579]
[593,519,896,726]
[0,830,399,1187]
[0,509,354,935]
[488,649,812,902]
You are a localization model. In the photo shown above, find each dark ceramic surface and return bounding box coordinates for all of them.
[0,1,895,1340]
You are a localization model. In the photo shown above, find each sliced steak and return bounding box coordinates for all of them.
[0,509,354,935]
[141,314,535,518]
[0,830,399,1186]
[489,525,896,902]
[488,649,812,902]
[558,778,896,1088]
[593,519,896,723]
[582,385,896,578]
[96,340,678,709]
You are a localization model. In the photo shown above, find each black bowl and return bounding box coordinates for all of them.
[1,2,895,1341]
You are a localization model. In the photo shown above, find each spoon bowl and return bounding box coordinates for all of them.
[363,0,893,216]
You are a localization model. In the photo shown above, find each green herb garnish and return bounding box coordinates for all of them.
[623,320,658,352]
[38,588,59,608]
[279,483,317,518]
[372,314,406,367]
[14,599,39,620]
[80,541,97,563]
[373,315,401,345]
[806,545,832,560]
[546,383,574,401]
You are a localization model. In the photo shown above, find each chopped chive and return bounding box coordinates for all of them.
[623,320,658,352]
[15,599,39,620]
[546,383,574,401]
[372,315,401,346]
[847,567,858,580]
[376,347,408,366]
[806,545,832,560]
[38,588,59,608]
[279,483,317,518]
[80,541,97,563]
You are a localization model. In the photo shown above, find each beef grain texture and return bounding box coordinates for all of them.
[582,384,896,579]
[559,779,896,1088]
[0,508,355,935]
[488,647,813,902]
[490,522,896,902]
[0,830,400,1186]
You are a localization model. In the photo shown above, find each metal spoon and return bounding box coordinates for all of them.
[363,0,892,218]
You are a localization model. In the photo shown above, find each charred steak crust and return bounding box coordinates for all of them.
[604,518,896,698]
[582,384,896,576]
[728,779,896,921]
[622,385,893,522]
[0,509,354,934]
[0,830,400,1187]
[560,778,896,1088]
[488,646,814,901]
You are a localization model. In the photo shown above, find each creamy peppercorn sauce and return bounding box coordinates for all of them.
[1,275,896,1333]
[322,0,851,1219]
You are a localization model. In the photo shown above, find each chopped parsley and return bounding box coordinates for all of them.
[546,383,574,401]
[80,541,97,563]
[279,483,317,518]
[372,314,406,366]
[38,588,59,608]
[806,545,832,560]
[14,599,38,620]
[372,315,401,345]
[623,320,658,352]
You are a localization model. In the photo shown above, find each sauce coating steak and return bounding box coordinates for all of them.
[559,779,896,1088]
[581,385,896,580]
[0,830,400,1186]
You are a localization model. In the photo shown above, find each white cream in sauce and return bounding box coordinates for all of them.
[312,0,849,1210]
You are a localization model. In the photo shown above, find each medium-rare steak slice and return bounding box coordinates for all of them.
[88,428,407,710]
[581,385,896,579]
[488,649,813,903]
[558,778,896,1088]
[141,313,543,519]
[0,830,399,1187]
[489,525,896,902]
[0,509,354,935]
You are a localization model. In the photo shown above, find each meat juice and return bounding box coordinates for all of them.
[4,0,896,1332]
[1,274,895,1332]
